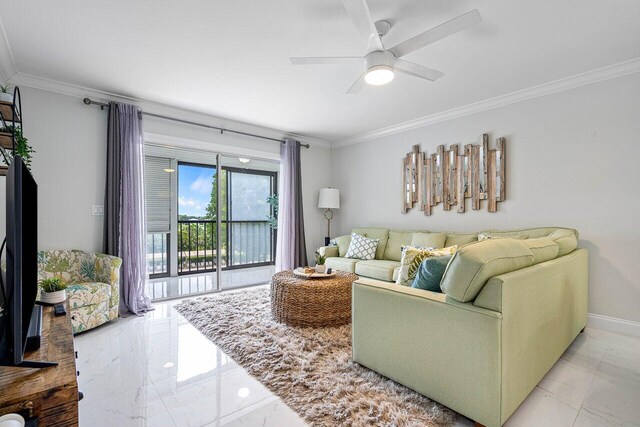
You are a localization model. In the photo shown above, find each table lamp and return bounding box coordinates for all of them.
[318,188,340,246]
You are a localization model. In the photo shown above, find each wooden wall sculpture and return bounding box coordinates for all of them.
[402,134,506,214]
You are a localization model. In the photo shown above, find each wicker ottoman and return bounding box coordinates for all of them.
[270,270,358,327]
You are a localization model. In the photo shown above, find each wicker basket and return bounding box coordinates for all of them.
[270,270,358,327]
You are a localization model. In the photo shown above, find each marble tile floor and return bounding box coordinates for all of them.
[145,265,275,301]
[75,295,640,427]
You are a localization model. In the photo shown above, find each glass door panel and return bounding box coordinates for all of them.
[144,144,220,300]
[219,155,278,290]
[177,162,217,275]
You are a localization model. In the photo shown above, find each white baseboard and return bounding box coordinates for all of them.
[588,313,640,338]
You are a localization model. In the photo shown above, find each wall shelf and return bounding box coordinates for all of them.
[0,86,24,176]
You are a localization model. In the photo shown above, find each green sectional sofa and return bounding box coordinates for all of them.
[320,227,588,427]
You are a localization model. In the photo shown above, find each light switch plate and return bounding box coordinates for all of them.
[92,205,104,216]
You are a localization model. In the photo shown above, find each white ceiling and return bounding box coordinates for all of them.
[1,0,639,142]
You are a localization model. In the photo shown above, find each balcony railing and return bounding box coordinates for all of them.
[177,220,274,274]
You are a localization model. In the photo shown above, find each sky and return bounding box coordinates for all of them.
[178,164,215,217]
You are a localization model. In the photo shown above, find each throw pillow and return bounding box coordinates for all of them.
[412,255,453,292]
[395,245,457,286]
[345,233,379,260]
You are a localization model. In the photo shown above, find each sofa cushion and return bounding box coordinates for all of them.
[346,233,379,260]
[393,266,401,282]
[318,245,339,258]
[384,231,414,261]
[411,255,452,292]
[333,235,352,257]
[396,245,458,286]
[478,232,527,241]
[440,239,535,302]
[522,237,560,264]
[352,227,389,260]
[480,227,577,239]
[444,233,478,247]
[325,257,359,273]
[67,282,111,309]
[548,229,578,256]
[355,260,401,282]
[411,232,447,250]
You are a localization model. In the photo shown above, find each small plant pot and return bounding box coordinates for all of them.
[40,289,67,304]
[0,93,13,103]
[315,264,326,274]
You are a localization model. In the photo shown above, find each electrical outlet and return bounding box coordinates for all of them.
[92,205,104,216]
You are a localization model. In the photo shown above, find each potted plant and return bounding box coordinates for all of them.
[0,85,12,103]
[39,277,68,304]
[1,125,35,170]
[315,251,327,274]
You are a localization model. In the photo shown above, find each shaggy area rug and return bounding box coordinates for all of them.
[175,287,458,427]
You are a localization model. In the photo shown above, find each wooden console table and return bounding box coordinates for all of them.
[0,305,79,426]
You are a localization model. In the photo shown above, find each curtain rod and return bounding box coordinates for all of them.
[82,98,310,148]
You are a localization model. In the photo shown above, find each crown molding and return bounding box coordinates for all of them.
[7,71,332,149]
[334,56,640,148]
[0,14,17,82]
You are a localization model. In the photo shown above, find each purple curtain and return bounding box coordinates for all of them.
[275,139,308,271]
[105,102,153,316]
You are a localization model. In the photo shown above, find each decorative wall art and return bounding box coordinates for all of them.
[402,134,506,214]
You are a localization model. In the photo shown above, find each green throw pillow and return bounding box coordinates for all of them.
[411,255,452,292]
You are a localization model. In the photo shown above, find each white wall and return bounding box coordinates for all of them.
[0,86,331,263]
[331,72,640,324]
[3,75,638,323]
[0,87,107,252]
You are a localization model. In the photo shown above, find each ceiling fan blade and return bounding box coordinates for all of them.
[290,56,363,65]
[395,59,444,81]
[340,0,384,51]
[390,9,481,58]
[346,73,365,94]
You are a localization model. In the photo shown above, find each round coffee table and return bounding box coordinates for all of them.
[270,270,358,327]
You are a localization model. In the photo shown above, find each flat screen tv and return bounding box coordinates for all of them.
[0,156,53,368]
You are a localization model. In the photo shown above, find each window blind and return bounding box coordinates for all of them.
[145,156,172,233]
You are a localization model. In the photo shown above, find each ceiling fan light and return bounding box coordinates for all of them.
[365,65,394,86]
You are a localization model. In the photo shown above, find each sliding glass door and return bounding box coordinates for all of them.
[218,155,278,289]
[145,146,278,299]
[224,167,277,268]
[177,162,217,275]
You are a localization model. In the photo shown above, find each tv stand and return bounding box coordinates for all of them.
[0,305,58,369]
[0,304,78,426]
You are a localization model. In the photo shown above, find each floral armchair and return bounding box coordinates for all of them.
[38,250,122,334]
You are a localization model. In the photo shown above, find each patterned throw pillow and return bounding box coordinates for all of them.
[395,245,458,286]
[345,233,379,260]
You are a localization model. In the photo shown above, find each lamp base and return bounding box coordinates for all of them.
[324,237,331,246]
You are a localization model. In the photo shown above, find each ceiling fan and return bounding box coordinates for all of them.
[290,0,482,93]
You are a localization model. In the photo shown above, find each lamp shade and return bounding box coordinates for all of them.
[318,188,340,209]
